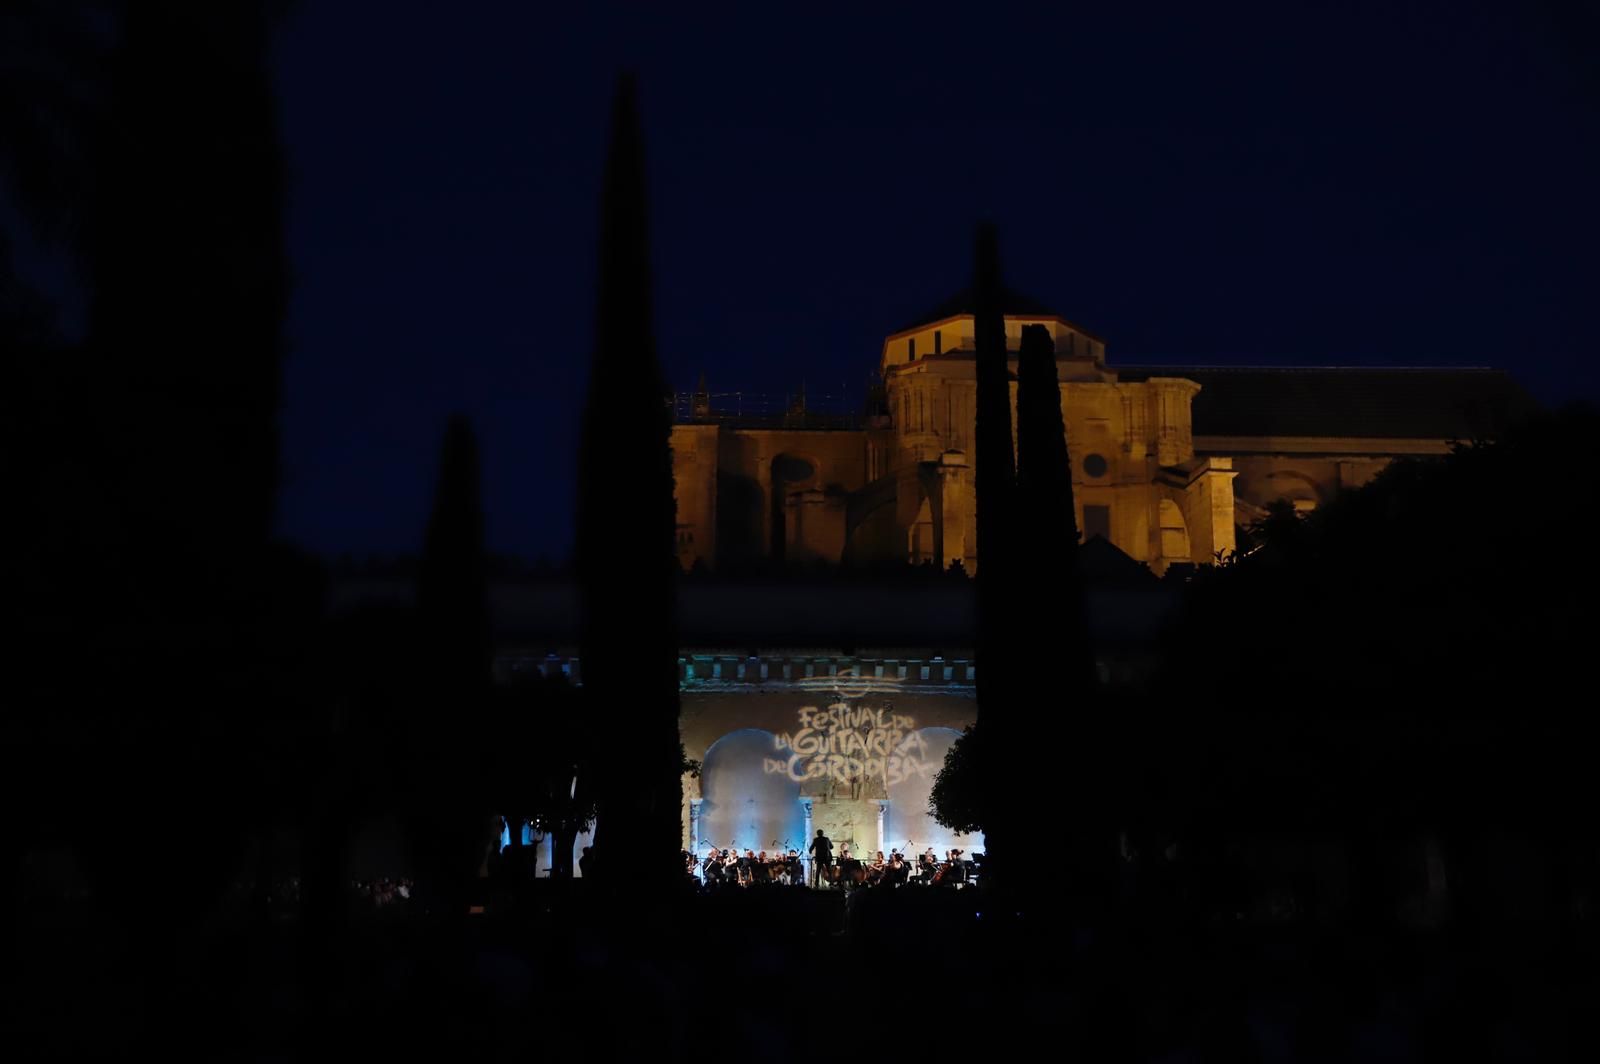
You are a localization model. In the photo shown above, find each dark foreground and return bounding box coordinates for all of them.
[15,880,1598,1063]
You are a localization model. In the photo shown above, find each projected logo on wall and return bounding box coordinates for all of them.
[762,700,932,786]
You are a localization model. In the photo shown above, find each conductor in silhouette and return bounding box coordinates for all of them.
[808,829,834,889]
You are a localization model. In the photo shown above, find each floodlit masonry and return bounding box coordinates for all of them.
[669,288,1533,575]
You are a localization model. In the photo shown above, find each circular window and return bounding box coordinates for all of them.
[1082,453,1108,478]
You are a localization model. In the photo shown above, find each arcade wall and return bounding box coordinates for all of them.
[679,660,983,859]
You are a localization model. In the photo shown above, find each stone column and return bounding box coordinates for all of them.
[688,798,704,856]
[935,450,970,570]
[877,801,889,856]
[1184,457,1237,563]
[801,799,814,884]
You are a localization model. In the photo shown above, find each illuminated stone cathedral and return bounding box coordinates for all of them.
[669,289,1531,575]
[479,292,1532,873]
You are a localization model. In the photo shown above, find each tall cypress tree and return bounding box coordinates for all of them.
[1015,323,1094,688]
[971,222,1020,888]
[419,415,491,698]
[86,3,288,625]
[412,413,493,913]
[575,74,683,888]
[56,1,292,1010]
[1014,323,1102,913]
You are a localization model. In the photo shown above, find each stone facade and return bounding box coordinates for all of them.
[671,299,1532,575]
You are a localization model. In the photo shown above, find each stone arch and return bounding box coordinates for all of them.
[908,496,935,565]
[699,728,804,854]
[1263,469,1325,512]
[884,726,984,857]
[770,452,821,560]
[1159,497,1190,560]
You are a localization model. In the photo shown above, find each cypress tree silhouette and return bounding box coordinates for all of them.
[969,222,1021,889]
[1015,322,1094,687]
[69,0,287,855]
[18,4,297,1040]
[575,73,683,889]
[1014,321,1106,916]
[410,413,494,914]
[85,3,288,620]
[419,414,491,699]
[1015,328,1073,549]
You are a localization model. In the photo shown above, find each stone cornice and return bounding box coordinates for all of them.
[497,650,978,693]
[1194,435,1455,457]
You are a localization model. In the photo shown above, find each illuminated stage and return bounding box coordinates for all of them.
[683,654,983,869]
[505,650,985,874]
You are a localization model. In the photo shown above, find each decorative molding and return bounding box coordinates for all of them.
[499,651,979,693]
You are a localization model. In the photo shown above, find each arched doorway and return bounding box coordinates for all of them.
[700,729,804,855]
[770,453,817,561]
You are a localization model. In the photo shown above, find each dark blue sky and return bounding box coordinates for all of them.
[272,0,1599,562]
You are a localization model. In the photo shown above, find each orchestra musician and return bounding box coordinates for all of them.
[867,850,886,886]
[837,846,864,889]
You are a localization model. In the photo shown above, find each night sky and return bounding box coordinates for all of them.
[272,0,1599,563]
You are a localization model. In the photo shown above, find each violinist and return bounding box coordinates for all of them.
[867,850,886,886]
[917,849,938,884]
[887,851,907,886]
[704,848,724,885]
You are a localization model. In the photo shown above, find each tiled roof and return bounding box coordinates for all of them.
[1113,366,1538,440]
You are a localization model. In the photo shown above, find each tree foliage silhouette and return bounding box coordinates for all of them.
[936,237,1105,914]
[67,0,290,893]
[86,4,289,608]
[954,222,1020,884]
[1016,321,1092,680]
[1147,405,1596,928]
[1015,320,1105,910]
[409,413,495,913]
[7,7,300,1043]
[575,73,683,888]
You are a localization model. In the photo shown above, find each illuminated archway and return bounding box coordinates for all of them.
[1158,498,1190,560]
[884,726,984,857]
[700,729,804,854]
